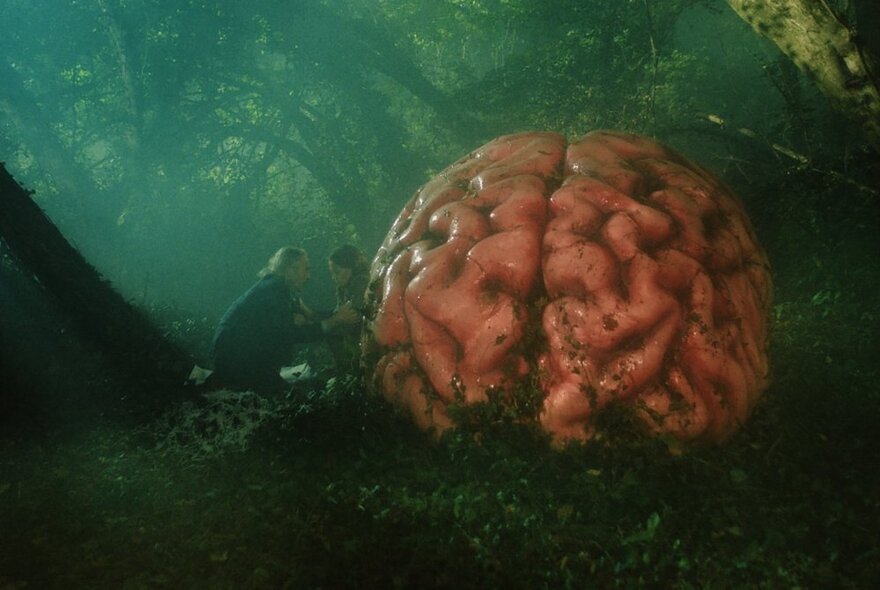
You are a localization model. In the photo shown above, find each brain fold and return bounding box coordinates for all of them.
[363,130,772,445]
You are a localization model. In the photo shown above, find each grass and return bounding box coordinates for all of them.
[2,294,878,589]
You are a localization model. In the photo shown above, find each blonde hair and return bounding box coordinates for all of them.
[259,246,307,278]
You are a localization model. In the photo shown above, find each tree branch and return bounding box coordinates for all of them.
[726,0,880,152]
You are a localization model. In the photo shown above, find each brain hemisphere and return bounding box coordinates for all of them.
[364,130,772,445]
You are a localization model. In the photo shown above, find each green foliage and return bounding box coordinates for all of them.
[3,350,878,587]
[148,303,215,362]
[2,0,874,323]
[2,1,879,586]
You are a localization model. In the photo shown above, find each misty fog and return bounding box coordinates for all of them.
[2,0,842,326]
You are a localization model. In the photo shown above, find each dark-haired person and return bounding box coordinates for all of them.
[211,246,358,393]
[325,244,370,372]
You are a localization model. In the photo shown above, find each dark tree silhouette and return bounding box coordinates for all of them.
[0,163,193,396]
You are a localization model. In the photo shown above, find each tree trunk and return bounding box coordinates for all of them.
[726,0,880,152]
[0,163,193,395]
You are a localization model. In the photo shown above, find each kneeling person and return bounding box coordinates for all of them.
[211,247,357,393]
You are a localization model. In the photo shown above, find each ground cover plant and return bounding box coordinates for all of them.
[1,275,878,588]
[2,104,878,590]
[1,1,879,587]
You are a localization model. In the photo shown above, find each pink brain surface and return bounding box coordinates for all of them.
[362,130,773,446]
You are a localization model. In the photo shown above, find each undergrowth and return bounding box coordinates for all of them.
[3,344,874,589]
[1,148,878,589]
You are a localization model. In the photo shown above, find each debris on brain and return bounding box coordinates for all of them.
[362,131,772,446]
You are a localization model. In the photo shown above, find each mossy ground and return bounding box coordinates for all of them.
[2,150,878,588]
[1,293,878,589]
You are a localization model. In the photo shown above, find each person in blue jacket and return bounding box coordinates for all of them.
[211,246,358,393]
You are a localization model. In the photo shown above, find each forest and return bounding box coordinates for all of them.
[1,0,878,587]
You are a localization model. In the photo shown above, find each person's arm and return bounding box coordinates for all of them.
[345,270,371,313]
[321,302,361,333]
[293,295,332,320]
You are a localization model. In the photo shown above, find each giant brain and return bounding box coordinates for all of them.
[362,131,772,445]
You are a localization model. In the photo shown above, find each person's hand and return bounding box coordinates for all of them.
[296,298,317,319]
[329,302,361,328]
[336,302,361,324]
